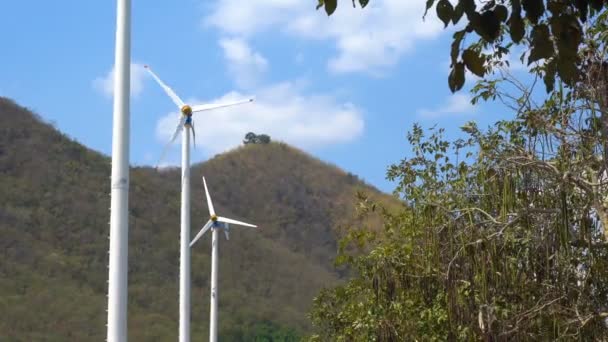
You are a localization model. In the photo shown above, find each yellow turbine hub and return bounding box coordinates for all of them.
[211,215,218,222]
[181,105,193,117]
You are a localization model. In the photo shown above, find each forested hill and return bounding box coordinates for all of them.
[0,97,391,341]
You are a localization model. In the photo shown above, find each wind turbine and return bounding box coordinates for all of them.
[144,65,253,342]
[191,177,257,342]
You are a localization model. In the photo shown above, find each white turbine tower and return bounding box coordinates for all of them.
[144,65,253,342]
[191,177,258,342]
[107,0,130,341]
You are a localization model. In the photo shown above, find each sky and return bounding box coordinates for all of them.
[0,0,533,193]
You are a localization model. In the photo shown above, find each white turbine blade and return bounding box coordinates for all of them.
[191,98,254,113]
[224,229,229,240]
[190,220,213,247]
[217,216,257,228]
[190,120,196,150]
[155,116,185,168]
[144,65,185,108]
[203,177,215,216]
[169,115,186,143]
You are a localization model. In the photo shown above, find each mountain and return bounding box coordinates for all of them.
[0,97,393,341]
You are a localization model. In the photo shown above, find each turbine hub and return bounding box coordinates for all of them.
[211,214,218,222]
[181,105,193,117]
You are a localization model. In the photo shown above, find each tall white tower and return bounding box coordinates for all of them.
[107,0,131,341]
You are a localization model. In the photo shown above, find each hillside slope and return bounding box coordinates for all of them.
[0,98,392,341]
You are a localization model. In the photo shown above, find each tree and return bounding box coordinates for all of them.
[258,134,271,144]
[243,132,272,145]
[309,97,608,339]
[244,132,258,144]
[309,2,608,341]
[316,0,608,93]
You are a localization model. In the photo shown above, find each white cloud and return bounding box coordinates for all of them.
[219,38,268,89]
[156,81,364,155]
[417,93,475,119]
[93,63,146,98]
[204,0,443,74]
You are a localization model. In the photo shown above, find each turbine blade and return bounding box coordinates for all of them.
[203,177,215,216]
[224,229,229,240]
[155,116,185,168]
[144,65,185,108]
[190,220,213,247]
[190,120,196,150]
[169,115,186,143]
[217,216,257,228]
[191,98,254,113]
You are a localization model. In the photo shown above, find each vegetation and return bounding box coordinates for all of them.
[310,114,608,340]
[244,132,271,145]
[308,1,608,341]
[0,97,392,341]
[317,0,608,93]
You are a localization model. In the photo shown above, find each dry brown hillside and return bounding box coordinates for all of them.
[0,97,396,341]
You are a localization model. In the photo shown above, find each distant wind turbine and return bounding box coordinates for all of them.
[144,65,253,342]
[191,177,258,342]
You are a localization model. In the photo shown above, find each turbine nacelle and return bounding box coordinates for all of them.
[181,105,193,117]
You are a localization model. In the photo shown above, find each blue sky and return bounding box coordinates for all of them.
[0,1,530,193]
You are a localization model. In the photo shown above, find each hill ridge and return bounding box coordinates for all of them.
[0,97,389,341]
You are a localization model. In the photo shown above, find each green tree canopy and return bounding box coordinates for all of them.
[309,1,608,340]
[309,95,608,340]
[316,0,608,93]
[244,132,272,145]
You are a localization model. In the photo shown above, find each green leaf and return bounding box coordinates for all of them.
[547,14,581,84]
[436,0,454,28]
[451,30,466,65]
[480,10,501,41]
[467,12,481,34]
[554,14,582,59]
[543,58,557,92]
[589,0,604,11]
[424,0,436,18]
[495,5,508,22]
[461,0,477,17]
[509,12,525,43]
[461,121,478,134]
[359,0,369,8]
[453,1,465,24]
[557,56,579,85]
[522,0,545,24]
[512,0,522,14]
[547,0,566,15]
[323,0,337,15]
[448,62,466,92]
[528,24,554,65]
[462,48,486,77]
[574,0,589,22]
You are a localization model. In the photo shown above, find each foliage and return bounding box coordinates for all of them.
[310,110,608,339]
[316,0,369,16]
[308,17,608,339]
[223,321,301,341]
[0,98,393,340]
[316,0,608,93]
[244,132,272,145]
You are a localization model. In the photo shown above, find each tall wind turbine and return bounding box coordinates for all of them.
[191,177,258,342]
[144,65,253,342]
[107,0,131,341]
